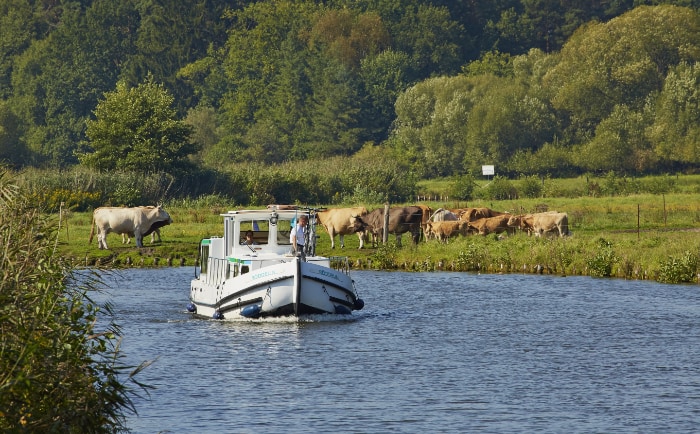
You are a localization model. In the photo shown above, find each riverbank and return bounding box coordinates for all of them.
[58,193,700,284]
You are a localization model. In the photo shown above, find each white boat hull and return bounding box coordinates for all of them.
[189,257,359,319]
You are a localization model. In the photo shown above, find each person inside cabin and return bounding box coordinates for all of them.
[242,230,257,245]
[290,214,308,256]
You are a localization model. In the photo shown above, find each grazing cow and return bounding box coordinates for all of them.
[89,206,173,249]
[316,207,368,249]
[422,208,459,241]
[467,214,513,236]
[426,220,470,242]
[353,206,424,247]
[459,207,507,222]
[507,212,569,237]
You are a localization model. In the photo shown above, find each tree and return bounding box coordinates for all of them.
[360,49,413,142]
[649,61,700,168]
[545,5,700,133]
[577,104,653,173]
[78,76,196,173]
[0,100,27,167]
[8,0,140,167]
[392,4,465,80]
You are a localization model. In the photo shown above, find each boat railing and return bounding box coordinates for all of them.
[204,257,229,286]
[329,256,350,275]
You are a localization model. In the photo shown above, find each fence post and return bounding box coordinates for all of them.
[383,203,389,244]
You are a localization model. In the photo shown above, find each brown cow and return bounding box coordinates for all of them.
[426,220,470,242]
[353,206,424,247]
[423,208,459,241]
[460,207,507,222]
[467,214,513,236]
[316,207,368,249]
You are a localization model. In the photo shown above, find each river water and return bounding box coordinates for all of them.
[93,267,700,433]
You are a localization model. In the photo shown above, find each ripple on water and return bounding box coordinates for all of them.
[90,269,700,433]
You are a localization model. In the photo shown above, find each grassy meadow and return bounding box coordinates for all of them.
[56,175,700,284]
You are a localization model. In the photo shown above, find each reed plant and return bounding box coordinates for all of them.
[0,170,150,432]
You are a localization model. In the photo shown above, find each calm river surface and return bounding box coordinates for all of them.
[93,267,700,433]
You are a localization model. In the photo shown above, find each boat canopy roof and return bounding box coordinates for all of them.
[220,205,316,221]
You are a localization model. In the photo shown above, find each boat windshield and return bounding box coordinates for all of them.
[239,219,293,246]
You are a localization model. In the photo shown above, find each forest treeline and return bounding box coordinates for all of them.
[2,1,700,204]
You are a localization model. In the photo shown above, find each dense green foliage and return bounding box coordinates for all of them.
[78,76,197,173]
[0,172,148,432]
[2,1,700,205]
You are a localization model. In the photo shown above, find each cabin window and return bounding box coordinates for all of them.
[200,245,209,273]
[240,220,269,245]
[277,220,294,245]
[241,265,249,274]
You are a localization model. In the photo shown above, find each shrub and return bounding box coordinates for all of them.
[479,175,518,200]
[449,172,476,200]
[456,241,486,271]
[519,175,543,198]
[586,238,619,277]
[657,250,698,284]
[372,243,399,269]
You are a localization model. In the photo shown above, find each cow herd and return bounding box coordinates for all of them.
[319,205,570,248]
[87,204,569,250]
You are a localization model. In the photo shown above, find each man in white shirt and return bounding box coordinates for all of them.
[290,214,308,256]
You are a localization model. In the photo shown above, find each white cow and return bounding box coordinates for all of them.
[316,207,368,249]
[507,212,569,237]
[89,206,173,249]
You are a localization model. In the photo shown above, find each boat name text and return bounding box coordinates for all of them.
[252,270,276,280]
[316,269,340,281]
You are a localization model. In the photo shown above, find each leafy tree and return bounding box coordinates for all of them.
[466,76,558,165]
[360,49,413,142]
[8,0,140,167]
[302,58,365,158]
[0,100,26,167]
[649,61,700,168]
[0,171,150,432]
[184,104,220,165]
[79,76,196,173]
[307,9,389,70]
[0,0,38,99]
[576,104,653,173]
[545,5,700,136]
[463,50,515,77]
[212,1,317,162]
[392,4,465,79]
[508,141,576,177]
[119,0,233,111]
[392,75,475,177]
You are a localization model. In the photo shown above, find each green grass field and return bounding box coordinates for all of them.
[57,187,700,284]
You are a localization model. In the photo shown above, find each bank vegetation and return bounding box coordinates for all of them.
[53,173,700,285]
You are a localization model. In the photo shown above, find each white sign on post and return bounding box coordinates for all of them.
[482,165,495,176]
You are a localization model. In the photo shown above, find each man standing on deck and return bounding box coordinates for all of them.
[290,214,308,258]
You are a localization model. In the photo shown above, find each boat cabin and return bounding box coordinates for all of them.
[197,206,334,282]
